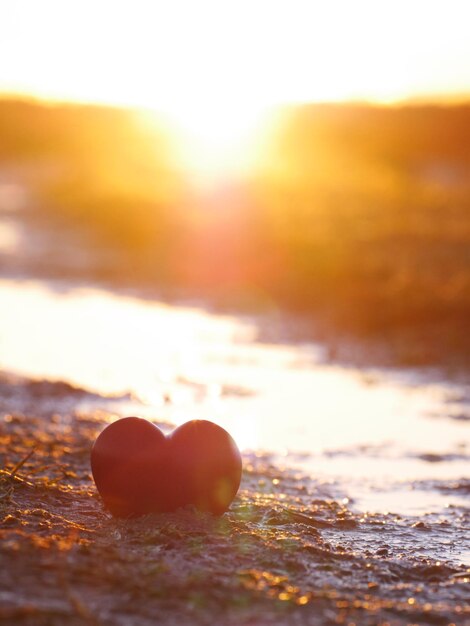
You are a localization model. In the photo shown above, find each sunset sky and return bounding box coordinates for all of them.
[2,0,470,107]
[1,0,470,174]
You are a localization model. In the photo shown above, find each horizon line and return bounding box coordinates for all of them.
[2,89,470,113]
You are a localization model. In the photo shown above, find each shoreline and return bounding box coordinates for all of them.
[1,375,469,625]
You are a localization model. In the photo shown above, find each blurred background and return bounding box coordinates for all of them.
[1,0,469,369]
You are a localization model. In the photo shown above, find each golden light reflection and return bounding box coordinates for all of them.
[0,277,468,485]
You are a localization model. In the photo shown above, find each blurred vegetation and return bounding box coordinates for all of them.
[0,99,183,274]
[249,104,470,363]
[1,98,469,365]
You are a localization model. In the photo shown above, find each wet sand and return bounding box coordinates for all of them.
[1,376,469,626]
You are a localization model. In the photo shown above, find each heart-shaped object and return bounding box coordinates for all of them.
[90,417,242,517]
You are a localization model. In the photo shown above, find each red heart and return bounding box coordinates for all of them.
[90,417,242,517]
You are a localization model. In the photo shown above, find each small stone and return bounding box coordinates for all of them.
[412,521,427,529]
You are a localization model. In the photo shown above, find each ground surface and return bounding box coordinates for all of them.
[1,376,469,626]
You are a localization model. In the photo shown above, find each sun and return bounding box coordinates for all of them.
[3,0,470,189]
[149,97,275,187]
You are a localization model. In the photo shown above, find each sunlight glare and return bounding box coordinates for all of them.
[2,1,470,109]
[154,99,274,185]
[2,0,470,182]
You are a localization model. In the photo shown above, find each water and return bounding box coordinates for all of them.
[0,279,468,525]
